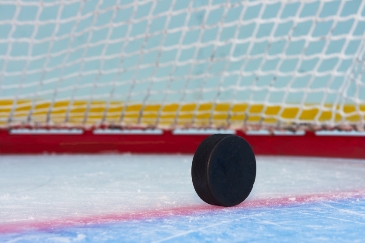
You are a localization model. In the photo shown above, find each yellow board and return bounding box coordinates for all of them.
[0,99,364,128]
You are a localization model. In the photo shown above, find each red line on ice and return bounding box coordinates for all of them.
[0,189,364,234]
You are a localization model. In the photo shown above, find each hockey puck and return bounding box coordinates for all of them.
[191,134,256,207]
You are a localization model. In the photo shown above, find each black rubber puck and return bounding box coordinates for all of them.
[191,134,256,207]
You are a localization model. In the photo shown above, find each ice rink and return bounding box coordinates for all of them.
[0,154,365,242]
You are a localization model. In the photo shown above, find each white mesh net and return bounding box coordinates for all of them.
[0,0,364,129]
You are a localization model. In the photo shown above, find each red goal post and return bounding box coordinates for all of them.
[0,126,364,158]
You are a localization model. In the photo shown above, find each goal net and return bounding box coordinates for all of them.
[1,0,365,130]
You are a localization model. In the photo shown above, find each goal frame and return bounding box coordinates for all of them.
[1,127,364,158]
[1,0,365,158]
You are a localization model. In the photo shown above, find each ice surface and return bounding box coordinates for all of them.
[0,155,197,224]
[0,155,364,242]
